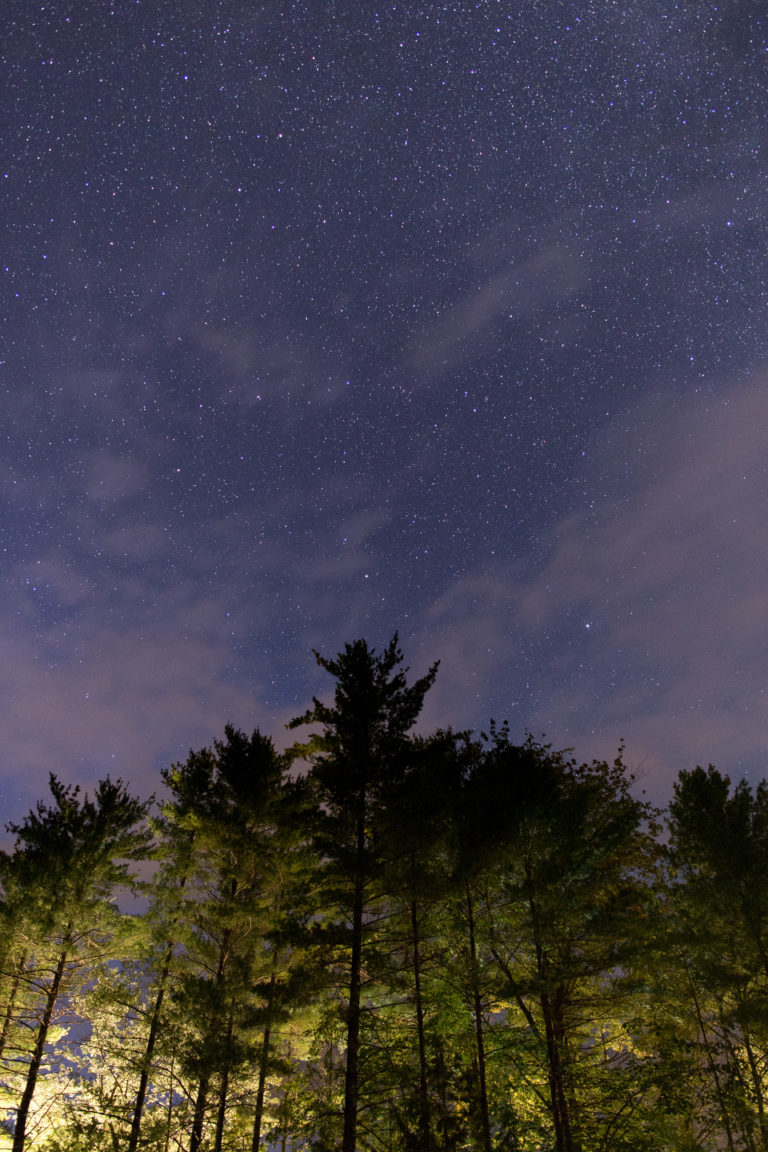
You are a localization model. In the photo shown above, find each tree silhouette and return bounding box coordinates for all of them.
[288,635,438,1152]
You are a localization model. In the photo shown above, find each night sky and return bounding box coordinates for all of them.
[3,1,768,823]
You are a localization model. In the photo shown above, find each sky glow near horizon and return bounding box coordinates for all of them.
[2,0,768,821]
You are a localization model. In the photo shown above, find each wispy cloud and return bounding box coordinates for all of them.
[419,380,768,800]
[408,239,586,377]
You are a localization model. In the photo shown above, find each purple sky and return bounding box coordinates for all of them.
[3,1,767,824]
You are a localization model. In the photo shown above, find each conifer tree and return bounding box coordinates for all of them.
[150,726,288,1152]
[0,775,150,1152]
[480,737,658,1152]
[288,635,438,1152]
[666,765,768,1148]
[378,730,466,1152]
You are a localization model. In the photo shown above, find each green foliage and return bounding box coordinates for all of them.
[0,776,151,1152]
[2,640,767,1152]
[661,766,768,1149]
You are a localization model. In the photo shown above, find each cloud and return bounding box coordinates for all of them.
[415,574,519,732]
[85,451,149,502]
[0,470,399,823]
[414,380,768,802]
[0,585,271,822]
[516,381,768,795]
[5,349,766,827]
[408,240,586,376]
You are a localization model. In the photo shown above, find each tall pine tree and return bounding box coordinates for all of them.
[288,635,438,1152]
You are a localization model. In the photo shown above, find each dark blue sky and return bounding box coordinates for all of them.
[3,0,767,819]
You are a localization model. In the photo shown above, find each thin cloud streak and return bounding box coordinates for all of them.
[518,380,768,796]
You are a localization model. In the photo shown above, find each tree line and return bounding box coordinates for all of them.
[0,636,766,1152]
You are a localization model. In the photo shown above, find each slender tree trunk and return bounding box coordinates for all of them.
[189,1071,210,1152]
[213,1001,236,1152]
[465,885,491,1152]
[742,1030,768,1151]
[129,874,188,1152]
[13,938,70,1152]
[719,1021,758,1152]
[342,808,366,1152]
[539,987,579,1152]
[189,918,233,1152]
[127,948,173,1152]
[410,892,432,1152]
[251,968,276,1152]
[0,952,26,1064]
[685,961,736,1152]
[526,870,577,1152]
[163,1055,175,1152]
[434,1043,454,1152]
[212,920,234,1152]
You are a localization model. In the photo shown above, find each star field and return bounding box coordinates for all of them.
[2,0,768,818]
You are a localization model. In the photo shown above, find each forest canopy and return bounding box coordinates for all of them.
[0,636,766,1152]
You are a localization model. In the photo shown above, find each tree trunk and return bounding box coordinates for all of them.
[13,938,70,1152]
[190,920,233,1152]
[213,1002,236,1152]
[526,870,578,1152]
[539,987,579,1152]
[685,961,736,1152]
[410,892,432,1152]
[433,1042,455,1152]
[127,949,173,1152]
[342,808,366,1152]
[465,885,491,1152]
[251,968,276,1152]
[163,1055,175,1152]
[0,952,26,1064]
[129,873,189,1152]
[189,1071,210,1152]
[742,1030,768,1151]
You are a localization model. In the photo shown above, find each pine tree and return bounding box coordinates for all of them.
[666,765,768,1148]
[482,737,659,1152]
[0,775,150,1152]
[378,730,466,1152]
[288,635,438,1152]
[148,726,288,1152]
